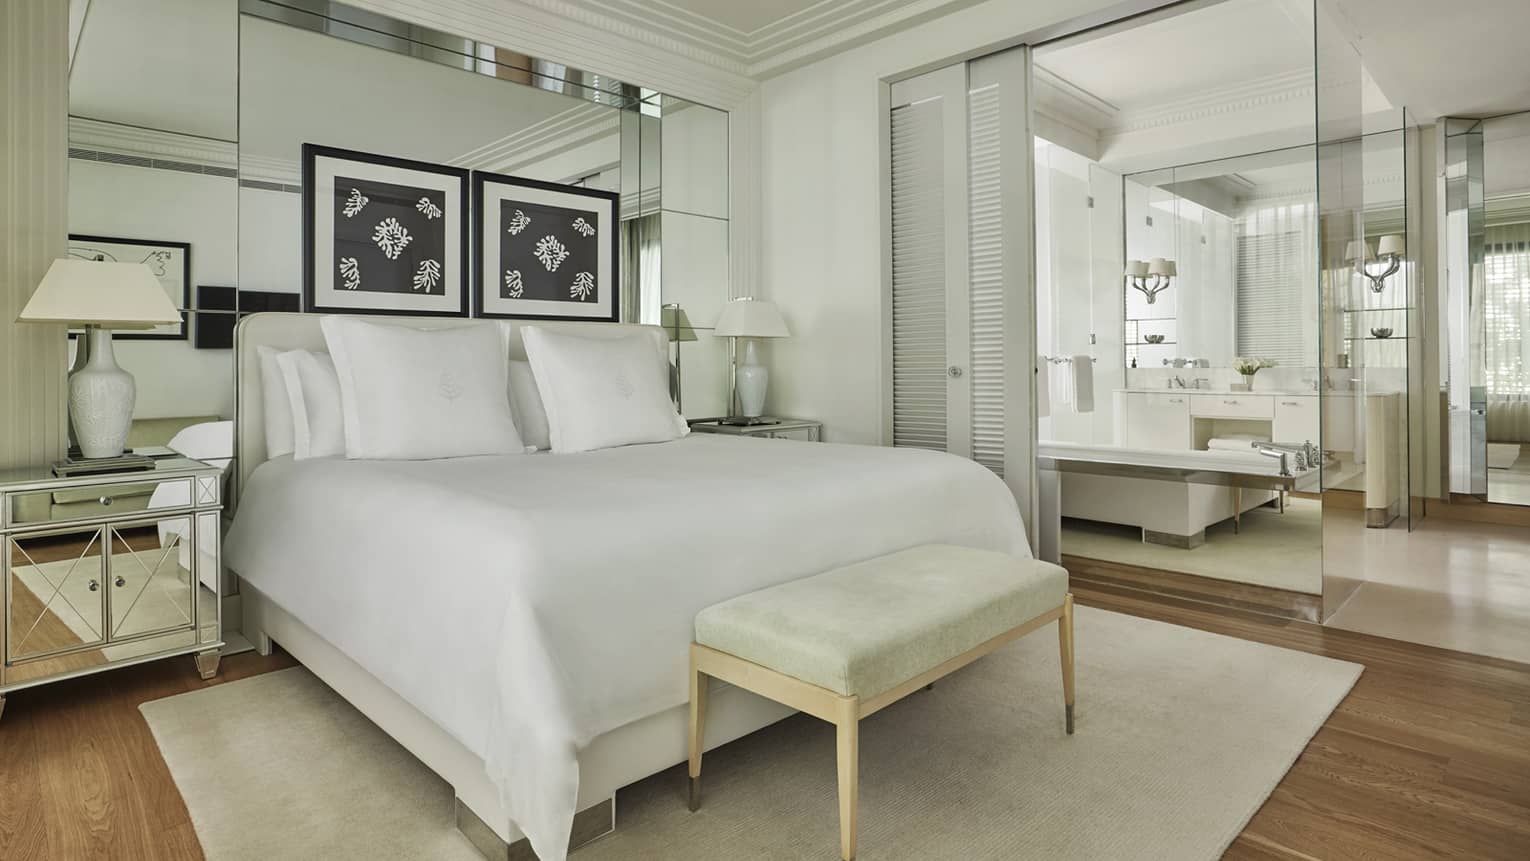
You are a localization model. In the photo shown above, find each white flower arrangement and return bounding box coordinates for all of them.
[1233,357,1275,376]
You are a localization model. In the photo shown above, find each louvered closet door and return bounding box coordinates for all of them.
[890,66,971,457]
[887,50,1037,545]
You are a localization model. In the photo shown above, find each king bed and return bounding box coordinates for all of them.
[225,313,1031,861]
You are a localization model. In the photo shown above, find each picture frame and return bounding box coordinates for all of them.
[302,144,470,317]
[472,171,619,322]
[66,235,189,340]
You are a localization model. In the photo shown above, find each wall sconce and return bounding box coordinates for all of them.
[1346,235,1405,292]
[1125,257,1175,304]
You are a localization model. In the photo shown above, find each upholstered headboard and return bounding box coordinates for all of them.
[232,312,667,507]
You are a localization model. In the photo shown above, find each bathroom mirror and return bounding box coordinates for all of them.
[1122,146,1320,383]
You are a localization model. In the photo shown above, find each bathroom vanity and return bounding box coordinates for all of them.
[1113,389,1353,453]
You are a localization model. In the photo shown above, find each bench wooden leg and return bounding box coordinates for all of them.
[1059,593,1076,735]
[688,647,709,812]
[835,696,860,861]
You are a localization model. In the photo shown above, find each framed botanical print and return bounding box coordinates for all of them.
[472,171,619,322]
[66,235,189,340]
[303,144,469,316]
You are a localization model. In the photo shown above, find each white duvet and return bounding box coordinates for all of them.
[224,435,1028,861]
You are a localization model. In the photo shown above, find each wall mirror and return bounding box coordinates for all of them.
[1122,147,1319,385]
[68,0,240,430]
[1468,111,1530,505]
[69,0,735,443]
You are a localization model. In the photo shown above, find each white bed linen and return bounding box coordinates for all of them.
[224,435,1028,861]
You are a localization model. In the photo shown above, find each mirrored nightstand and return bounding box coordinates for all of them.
[688,418,822,442]
[0,457,224,721]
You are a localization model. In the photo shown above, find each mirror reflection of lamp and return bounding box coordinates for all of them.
[1347,235,1405,292]
[1125,257,1175,304]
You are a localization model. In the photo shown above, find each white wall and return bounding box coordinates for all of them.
[758,0,1124,443]
[68,159,238,419]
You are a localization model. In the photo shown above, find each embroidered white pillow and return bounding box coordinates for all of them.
[256,346,296,459]
[521,326,687,454]
[320,317,525,460]
[275,349,346,460]
[507,360,551,451]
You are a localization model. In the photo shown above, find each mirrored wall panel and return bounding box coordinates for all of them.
[68,0,240,427]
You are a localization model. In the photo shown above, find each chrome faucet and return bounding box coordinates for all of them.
[1169,375,1187,389]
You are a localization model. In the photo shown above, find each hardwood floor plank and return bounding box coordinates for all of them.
[0,701,48,860]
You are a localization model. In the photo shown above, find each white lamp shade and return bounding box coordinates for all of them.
[714,298,790,338]
[18,259,181,329]
[1377,234,1405,257]
[1124,259,1149,277]
[1147,257,1177,277]
[1345,239,1374,263]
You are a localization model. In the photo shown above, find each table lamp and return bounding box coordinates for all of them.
[18,259,182,460]
[713,297,789,424]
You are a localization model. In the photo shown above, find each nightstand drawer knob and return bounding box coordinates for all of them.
[98,496,114,507]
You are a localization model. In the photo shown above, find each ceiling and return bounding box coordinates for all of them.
[1327,0,1530,120]
[1035,0,1314,115]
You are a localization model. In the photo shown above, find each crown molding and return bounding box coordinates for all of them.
[448,101,620,173]
[425,0,987,83]
[344,0,756,108]
[68,116,237,170]
[238,153,301,186]
[1112,68,1315,134]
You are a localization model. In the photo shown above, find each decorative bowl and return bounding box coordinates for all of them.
[1370,327,1393,339]
[1144,334,1165,344]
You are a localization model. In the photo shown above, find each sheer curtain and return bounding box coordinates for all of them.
[1485,222,1530,390]
[1484,223,1530,441]
[1235,198,1319,369]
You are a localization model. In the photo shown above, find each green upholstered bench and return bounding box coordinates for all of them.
[687,544,1074,861]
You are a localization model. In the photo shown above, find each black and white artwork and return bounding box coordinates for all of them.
[473,171,619,322]
[67,235,189,340]
[303,144,469,316]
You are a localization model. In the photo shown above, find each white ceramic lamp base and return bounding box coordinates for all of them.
[735,339,768,418]
[69,327,136,459]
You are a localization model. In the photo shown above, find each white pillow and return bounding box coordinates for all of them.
[321,317,525,460]
[521,326,688,454]
[256,346,296,459]
[508,360,551,451]
[276,350,346,460]
[167,420,234,466]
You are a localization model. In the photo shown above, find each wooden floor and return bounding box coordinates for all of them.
[1,586,1527,860]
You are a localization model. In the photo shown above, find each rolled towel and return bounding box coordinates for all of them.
[1207,437,1263,453]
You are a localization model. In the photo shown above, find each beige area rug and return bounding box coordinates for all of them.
[141,608,1360,861]
[1062,498,1323,594]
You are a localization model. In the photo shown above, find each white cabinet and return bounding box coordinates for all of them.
[1116,392,1191,450]
[1323,394,1357,453]
[1190,394,1273,420]
[1273,396,1321,445]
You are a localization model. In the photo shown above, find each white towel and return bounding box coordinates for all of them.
[1037,356,1051,418]
[1207,437,1264,453]
[1070,355,1094,414]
